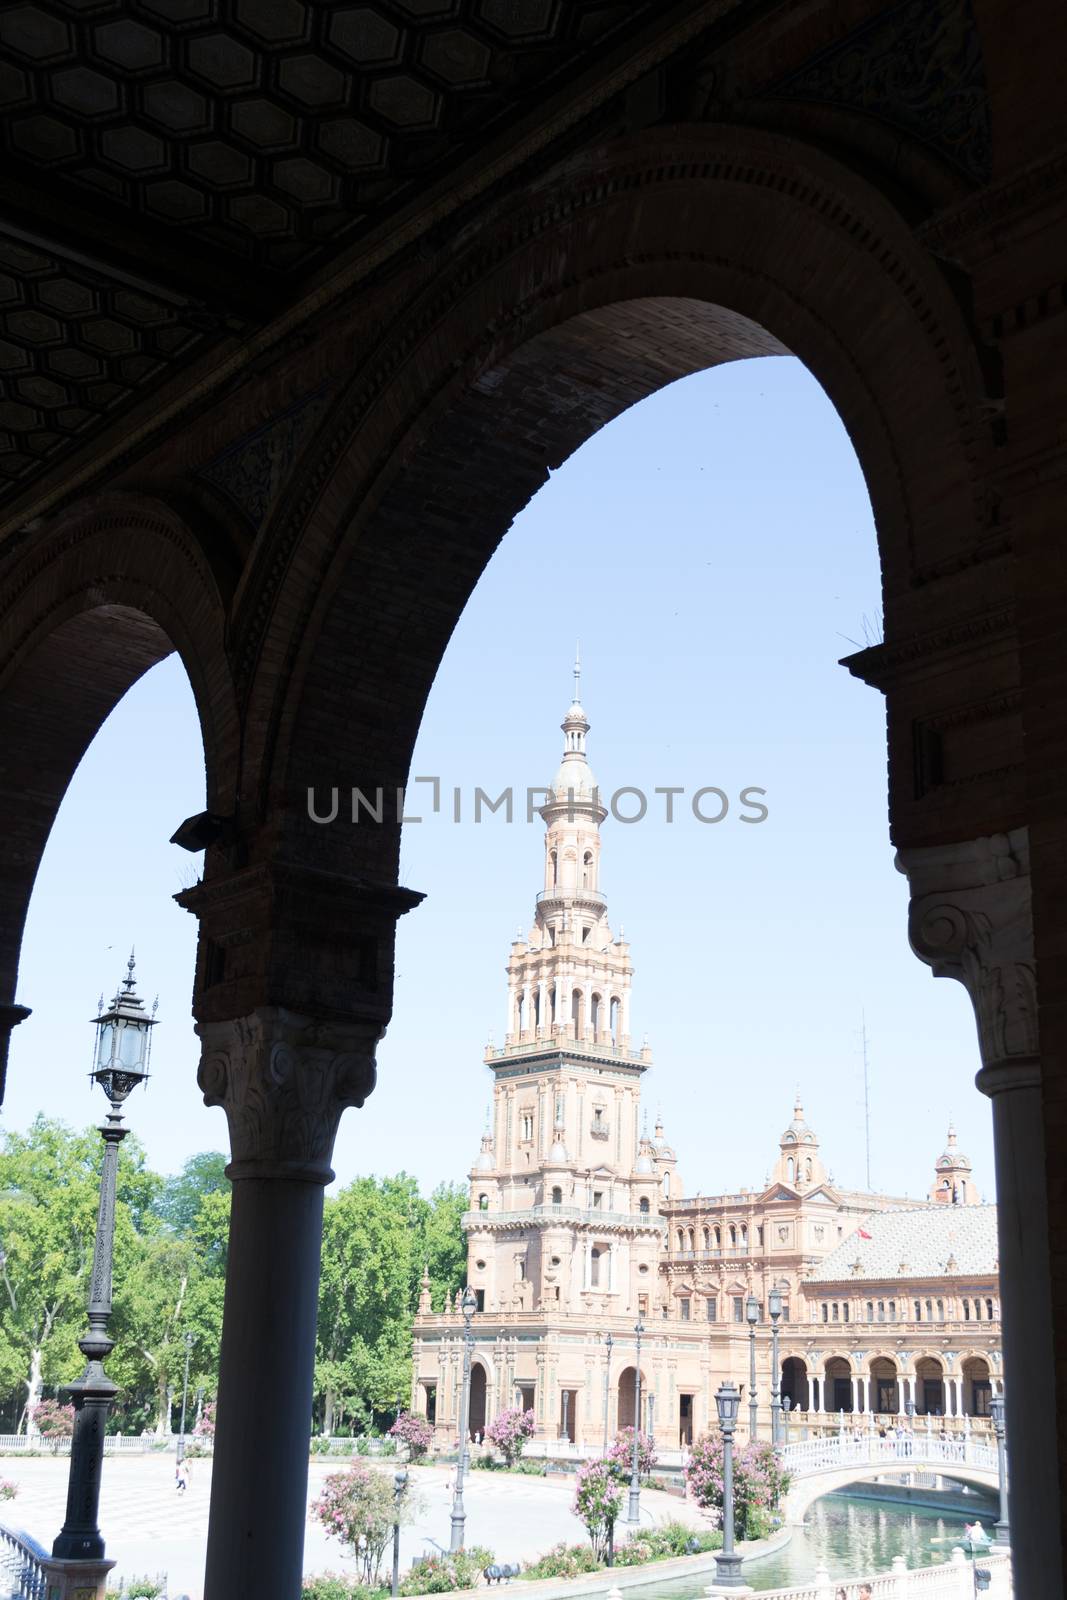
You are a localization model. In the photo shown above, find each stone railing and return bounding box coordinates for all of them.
[0,1521,49,1599]
[463,1205,666,1232]
[779,1433,999,1476]
[728,1548,1011,1600]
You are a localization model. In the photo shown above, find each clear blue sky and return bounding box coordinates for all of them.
[4,357,992,1202]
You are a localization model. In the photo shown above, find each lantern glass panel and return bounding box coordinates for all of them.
[96,1022,115,1069]
[118,1022,144,1069]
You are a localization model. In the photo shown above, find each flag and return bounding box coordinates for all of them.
[858,1228,872,1240]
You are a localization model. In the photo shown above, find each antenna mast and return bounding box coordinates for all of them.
[861,1012,872,1190]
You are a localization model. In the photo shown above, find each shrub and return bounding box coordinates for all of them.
[484,1408,535,1468]
[0,1477,16,1500]
[612,1521,721,1564]
[302,1575,385,1600]
[572,1459,623,1561]
[685,1435,790,1540]
[520,1542,603,1580]
[31,1400,75,1454]
[312,1463,409,1584]
[193,1401,216,1440]
[389,1413,433,1461]
[605,1427,657,1483]
[108,1577,166,1598]
[398,1546,493,1594]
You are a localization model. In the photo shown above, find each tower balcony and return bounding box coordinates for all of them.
[536,886,607,912]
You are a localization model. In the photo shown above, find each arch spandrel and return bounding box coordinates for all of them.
[231,126,999,889]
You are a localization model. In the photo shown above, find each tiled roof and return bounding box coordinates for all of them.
[807,1205,998,1284]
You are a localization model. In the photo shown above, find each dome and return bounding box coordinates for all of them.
[475,1144,494,1172]
[550,752,598,800]
[549,1138,570,1163]
[635,1150,653,1174]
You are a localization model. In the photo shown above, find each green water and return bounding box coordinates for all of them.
[627,1493,999,1595]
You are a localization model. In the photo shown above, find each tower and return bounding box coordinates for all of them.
[929,1123,979,1205]
[773,1094,827,1192]
[466,660,662,1329]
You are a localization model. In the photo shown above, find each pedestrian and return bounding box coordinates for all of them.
[858,1586,873,1600]
[175,1458,189,1494]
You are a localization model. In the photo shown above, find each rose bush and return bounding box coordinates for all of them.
[572,1458,623,1560]
[685,1435,789,1541]
[389,1412,433,1461]
[484,1407,535,1467]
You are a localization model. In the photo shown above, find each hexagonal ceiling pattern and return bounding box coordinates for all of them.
[0,0,664,509]
[0,1,659,274]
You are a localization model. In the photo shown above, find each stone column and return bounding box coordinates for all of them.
[900,828,1060,1598]
[197,1008,380,1600]
[852,1375,862,1414]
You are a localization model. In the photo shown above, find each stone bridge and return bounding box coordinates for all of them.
[779,1435,1000,1523]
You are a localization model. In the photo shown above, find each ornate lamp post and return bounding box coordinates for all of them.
[53,955,157,1563]
[768,1286,782,1446]
[781,1394,791,1444]
[392,1467,408,1596]
[746,1293,759,1440]
[989,1393,1010,1546]
[627,1318,644,1525]
[449,1287,477,1553]
[177,1330,194,1465]
[713,1382,744,1589]
[601,1331,614,1453]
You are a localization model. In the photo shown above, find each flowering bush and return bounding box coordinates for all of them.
[685,1436,790,1541]
[193,1401,216,1439]
[572,1459,623,1560]
[613,1521,720,1564]
[302,1577,381,1600]
[389,1412,433,1461]
[520,1542,604,1580]
[0,1478,17,1500]
[31,1400,75,1454]
[312,1463,402,1583]
[605,1427,657,1483]
[397,1547,493,1594]
[484,1407,535,1467]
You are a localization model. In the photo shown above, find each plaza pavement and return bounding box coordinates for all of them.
[1,1456,710,1599]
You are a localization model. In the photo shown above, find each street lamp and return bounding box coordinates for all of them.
[392,1467,408,1597]
[601,1332,614,1453]
[627,1318,644,1525]
[746,1294,759,1440]
[713,1382,744,1589]
[177,1330,195,1465]
[768,1286,782,1446]
[53,954,157,1562]
[781,1394,791,1444]
[989,1393,1009,1547]
[449,1287,478,1553]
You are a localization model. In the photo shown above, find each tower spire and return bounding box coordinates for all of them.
[573,641,581,705]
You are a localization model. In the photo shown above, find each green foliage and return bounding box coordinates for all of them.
[0,1476,17,1499]
[398,1547,494,1594]
[520,1543,604,1580]
[302,1576,386,1600]
[612,1521,721,1564]
[108,1576,166,1597]
[154,1152,230,1234]
[312,1463,418,1585]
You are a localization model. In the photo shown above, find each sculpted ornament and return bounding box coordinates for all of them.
[897,829,1037,1077]
[197,1008,381,1180]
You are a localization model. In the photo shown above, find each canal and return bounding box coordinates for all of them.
[631,1490,1000,1595]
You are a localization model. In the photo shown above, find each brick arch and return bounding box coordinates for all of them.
[233,124,996,890]
[0,492,237,1095]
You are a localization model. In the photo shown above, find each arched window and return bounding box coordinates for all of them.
[866,1301,874,1322]
[889,1300,896,1321]
[550,849,558,886]
[662,1173,670,1198]
[914,1299,922,1321]
[590,993,601,1033]
[757,1225,764,1247]
[936,1299,944,1321]
[677,1229,685,1251]
[609,996,620,1043]
[571,989,582,1031]
[479,1194,489,1210]
[533,988,540,1027]
[832,1303,839,1322]
[843,1303,850,1322]
[728,1225,736,1246]
[805,1158,813,1181]
[639,1197,650,1215]
[925,1298,933,1320]
[702,1228,711,1251]
[687,1229,695,1252]
[590,1248,601,1288]
[986,1298,995,1320]
[582,849,593,887]
[551,1186,562,1207]
[821,1303,828,1324]
[786,1157,794,1183]
[714,1226,721,1247]
[740,1224,748,1248]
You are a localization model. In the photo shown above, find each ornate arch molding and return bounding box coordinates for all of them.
[0,492,239,1097]
[0,491,238,811]
[237,124,997,852]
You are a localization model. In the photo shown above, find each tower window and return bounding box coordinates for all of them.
[706,1297,717,1321]
[680,1297,690,1321]
[520,1113,534,1142]
[732,1297,743,1323]
[639,1197,650,1215]
[478,1194,489,1211]
[551,1186,562,1207]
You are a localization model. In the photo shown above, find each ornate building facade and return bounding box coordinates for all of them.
[412,687,1001,1448]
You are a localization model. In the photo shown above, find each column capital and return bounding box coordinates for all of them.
[197,1007,381,1182]
[896,827,1037,1087]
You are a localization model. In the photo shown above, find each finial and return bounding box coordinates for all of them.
[96,992,104,1016]
[573,641,581,704]
[484,1104,492,1133]
[151,995,159,1017]
[947,1120,956,1145]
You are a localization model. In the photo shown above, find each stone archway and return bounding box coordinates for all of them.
[617,1366,648,1434]
[963,1357,992,1418]
[915,1357,945,1417]
[782,1356,809,1412]
[469,1363,487,1441]
[869,1358,899,1416]
[824,1357,853,1414]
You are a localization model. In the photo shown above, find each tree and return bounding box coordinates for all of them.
[155,1153,229,1235]
[485,1407,535,1467]
[605,1428,657,1482]
[389,1411,432,1460]
[685,1435,790,1540]
[312,1463,412,1584]
[413,1184,467,1314]
[572,1459,622,1560]
[0,1117,159,1432]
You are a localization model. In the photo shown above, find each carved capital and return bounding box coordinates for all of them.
[197,1008,381,1182]
[896,827,1037,1086]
